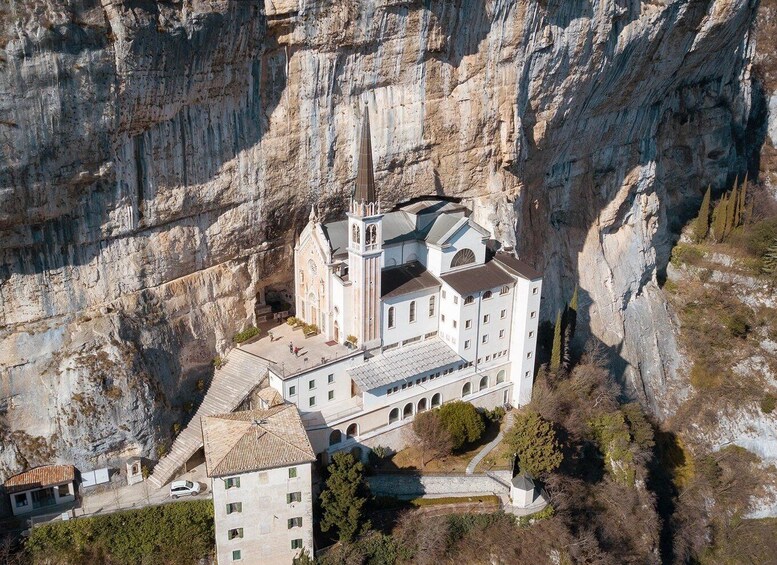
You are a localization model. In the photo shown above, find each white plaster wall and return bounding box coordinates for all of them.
[438,226,488,275]
[211,463,313,565]
[381,289,439,347]
[275,352,365,413]
[509,277,542,405]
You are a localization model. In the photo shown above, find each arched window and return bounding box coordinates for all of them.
[329,430,342,446]
[451,248,475,268]
[464,295,474,305]
[500,285,510,295]
[308,259,317,277]
[403,403,414,419]
[431,393,442,407]
[483,290,492,300]
[479,376,488,391]
[462,382,471,397]
[496,370,505,384]
[428,296,436,317]
[389,408,399,424]
[417,398,428,413]
[352,223,360,244]
[409,301,416,323]
[346,423,358,439]
[388,307,395,328]
[367,224,377,245]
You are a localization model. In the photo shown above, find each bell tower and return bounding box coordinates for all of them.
[347,105,383,350]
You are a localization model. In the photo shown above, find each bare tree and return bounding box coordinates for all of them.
[411,411,453,468]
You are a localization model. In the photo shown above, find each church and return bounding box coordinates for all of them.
[275,107,543,456]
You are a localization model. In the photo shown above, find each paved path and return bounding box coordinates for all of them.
[465,412,514,475]
[78,463,211,518]
[149,349,269,488]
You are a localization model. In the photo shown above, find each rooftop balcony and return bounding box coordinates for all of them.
[240,321,359,379]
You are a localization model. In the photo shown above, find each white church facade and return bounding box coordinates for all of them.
[253,108,542,457]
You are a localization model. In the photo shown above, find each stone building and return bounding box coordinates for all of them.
[202,405,315,565]
[3,464,76,517]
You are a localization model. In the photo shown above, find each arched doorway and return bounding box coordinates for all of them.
[431,393,442,407]
[479,376,488,391]
[389,408,399,424]
[462,382,471,397]
[417,398,428,413]
[329,430,342,446]
[333,321,340,343]
[346,423,358,439]
[403,403,414,419]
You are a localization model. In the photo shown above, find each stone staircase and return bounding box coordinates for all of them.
[148,349,270,488]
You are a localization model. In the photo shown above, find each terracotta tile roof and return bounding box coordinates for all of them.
[202,405,315,478]
[256,387,284,408]
[4,465,75,494]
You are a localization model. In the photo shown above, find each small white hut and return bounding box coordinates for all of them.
[510,473,537,508]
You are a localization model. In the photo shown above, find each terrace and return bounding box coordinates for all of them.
[241,322,359,379]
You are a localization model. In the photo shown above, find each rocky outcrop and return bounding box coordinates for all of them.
[0,0,768,478]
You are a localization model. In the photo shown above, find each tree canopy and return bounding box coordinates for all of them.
[437,401,486,450]
[320,452,371,543]
[505,410,563,477]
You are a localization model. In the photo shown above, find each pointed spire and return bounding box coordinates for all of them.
[309,203,317,222]
[354,105,376,204]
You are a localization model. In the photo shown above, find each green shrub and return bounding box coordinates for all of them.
[286,316,298,326]
[743,218,777,257]
[724,312,750,338]
[689,361,723,389]
[670,244,704,268]
[761,394,776,414]
[437,401,486,450]
[506,410,563,477]
[212,356,225,369]
[346,334,358,345]
[25,500,214,565]
[486,406,506,423]
[232,326,260,343]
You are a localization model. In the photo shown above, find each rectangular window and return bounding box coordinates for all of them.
[289,467,297,479]
[287,492,302,504]
[232,550,242,561]
[527,352,533,359]
[429,296,436,317]
[388,306,396,328]
[452,320,458,329]
[289,385,296,396]
[14,494,27,508]
[530,311,537,319]
[464,340,471,349]
[407,381,413,388]
[500,309,506,319]
[309,396,316,407]
[328,374,334,384]
[532,287,539,295]
[309,380,316,390]
[499,329,505,338]
[442,290,447,299]
[424,331,438,339]
[441,314,446,322]
[409,301,416,323]
[402,383,407,390]
[525,371,530,378]
[226,502,242,514]
[482,334,489,343]
[483,314,490,324]
[224,477,241,489]
[58,484,70,497]
[486,355,491,362]
[454,296,459,305]
[258,472,268,484]
[465,320,472,329]
[500,286,510,295]
[529,330,534,338]
[387,388,392,395]
[328,390,334,401]
[288,517,303,529]
[228,528,244,540]
[291,539,303,550]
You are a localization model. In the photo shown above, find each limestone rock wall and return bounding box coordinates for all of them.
[0,0,768,478]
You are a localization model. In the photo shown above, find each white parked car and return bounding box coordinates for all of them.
[170,480,201,498]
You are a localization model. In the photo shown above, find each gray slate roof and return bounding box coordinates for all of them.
[348,338,463,390]
[441,261,516,296]
[381,262,440,299]
[494,252,543,281]
[511,474,536,491]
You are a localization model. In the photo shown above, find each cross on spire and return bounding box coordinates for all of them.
[354,105,376,204]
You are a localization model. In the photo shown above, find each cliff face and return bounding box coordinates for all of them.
[0,0,767,478]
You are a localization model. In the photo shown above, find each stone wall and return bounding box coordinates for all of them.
[367,471,512,497]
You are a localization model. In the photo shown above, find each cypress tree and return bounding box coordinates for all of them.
[569,285,579,313]
[693,185,711,242]
[725,188,736,238]
[739,174,749,225]
[320,452,371,543]
[712,195,727,242]
[762,239,777,277]
[731,176,740,227]
[550,309,562,372]
[567,285,579,346]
